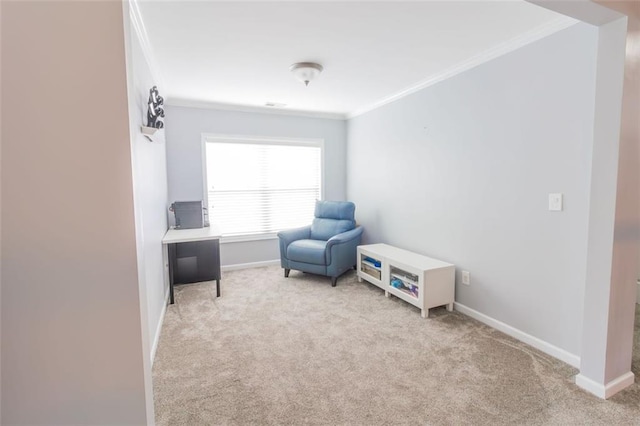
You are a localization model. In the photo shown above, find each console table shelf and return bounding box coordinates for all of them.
[357,244,455,318]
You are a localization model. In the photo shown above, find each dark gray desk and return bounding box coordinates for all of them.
[162,226,222,304]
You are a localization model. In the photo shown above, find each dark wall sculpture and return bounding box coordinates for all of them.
[147,86,165,129]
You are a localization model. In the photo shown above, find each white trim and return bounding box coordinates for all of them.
[636,280,640,304]
[150,288,170,367]
[220,233,279,244]
[222,259,280,272]
[201,135,208,216]
[203,133,324,147]
[128,0,164,89]
[166,98,346,121]
[575,372,635,399]
[454,302,580,368]
[347,16,578,119]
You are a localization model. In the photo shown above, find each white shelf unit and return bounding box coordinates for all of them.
[357,243,455,318]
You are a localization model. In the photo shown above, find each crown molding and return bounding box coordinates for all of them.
[128,0,165,88]
[163,15,577,122]
[347,16,579,119]
[166,98,347,121]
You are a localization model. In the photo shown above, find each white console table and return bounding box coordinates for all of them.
[357,244,455,318]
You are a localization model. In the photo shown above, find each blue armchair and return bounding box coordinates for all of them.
[277,200,363,287]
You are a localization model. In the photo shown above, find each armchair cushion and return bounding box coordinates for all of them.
[287,239,328,265]
[310,201,356,240]
[314,200,355,220]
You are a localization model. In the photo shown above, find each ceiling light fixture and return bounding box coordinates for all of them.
[289,62,323,86]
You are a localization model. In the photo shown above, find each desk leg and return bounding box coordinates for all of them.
[162,243,171,305]
[167,243,176,304]
[216,280,221,298]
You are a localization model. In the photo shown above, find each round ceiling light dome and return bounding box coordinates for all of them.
[289,62,323,86]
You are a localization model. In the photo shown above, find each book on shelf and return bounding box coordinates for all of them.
[362,259,381,270]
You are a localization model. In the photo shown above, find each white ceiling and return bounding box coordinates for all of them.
[137,1,574,119]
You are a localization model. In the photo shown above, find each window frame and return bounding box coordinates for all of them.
[201,133,325,243]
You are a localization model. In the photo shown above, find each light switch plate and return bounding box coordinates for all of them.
[549,193,563,211]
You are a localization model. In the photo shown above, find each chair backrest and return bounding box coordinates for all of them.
[310,200,356,241]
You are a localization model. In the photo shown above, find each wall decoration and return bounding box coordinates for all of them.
[141,86,165,141]
[146,86,164,129]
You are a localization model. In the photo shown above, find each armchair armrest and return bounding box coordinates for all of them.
[326,227,364,250]
[325,226,363,268]
[278,226,311,264]
[277,226,311,246]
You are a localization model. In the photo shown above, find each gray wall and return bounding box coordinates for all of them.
[124,4,170,367]
[346,23,598,357]
[165,106,347,266]
[1,2,149,423]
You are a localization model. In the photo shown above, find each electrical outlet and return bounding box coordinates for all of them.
[549,193,563,211]
[462,270,470,285]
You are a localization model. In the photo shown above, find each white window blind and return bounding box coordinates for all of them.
[205,139,322,237]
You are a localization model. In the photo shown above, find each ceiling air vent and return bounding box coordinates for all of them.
[265,102,287,108]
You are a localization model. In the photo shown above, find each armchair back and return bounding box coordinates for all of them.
[310,201,356,241]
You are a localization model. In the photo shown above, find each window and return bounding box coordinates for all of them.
[204,135,323,239]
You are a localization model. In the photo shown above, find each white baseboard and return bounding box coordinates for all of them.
[150,288,170,366]
[453,302,580,368]
[221,259,280,271]
[575,371,635,399]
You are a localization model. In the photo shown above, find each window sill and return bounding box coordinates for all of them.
[220,233,279,244]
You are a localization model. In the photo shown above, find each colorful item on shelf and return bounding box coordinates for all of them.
[390,277,419,298]
[363,256,381,268]
[391,278,403,288]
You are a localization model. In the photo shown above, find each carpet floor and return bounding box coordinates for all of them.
[153,266,640,425]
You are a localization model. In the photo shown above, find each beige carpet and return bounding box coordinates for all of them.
[153,266,640,425]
